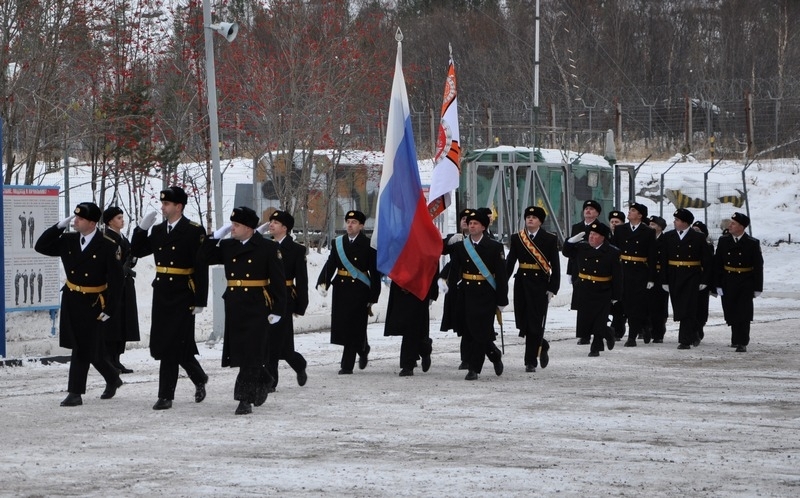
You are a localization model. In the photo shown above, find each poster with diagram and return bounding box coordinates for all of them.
[3,185,61,311]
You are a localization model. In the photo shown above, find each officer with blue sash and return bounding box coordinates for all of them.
[448,210,508,380]
[317,210,381,374]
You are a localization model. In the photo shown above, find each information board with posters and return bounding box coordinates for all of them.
[3,186,61,312]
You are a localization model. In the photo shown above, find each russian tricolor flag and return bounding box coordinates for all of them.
[371,31,442,301]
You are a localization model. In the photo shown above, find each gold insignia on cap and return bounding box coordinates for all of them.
[74,208,80,214]
[160,192,166,200]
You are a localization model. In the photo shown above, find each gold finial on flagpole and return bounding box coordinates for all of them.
[395,27,403,42]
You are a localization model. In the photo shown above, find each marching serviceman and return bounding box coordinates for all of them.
[611,202,657,347]
[567,199,603,343]
[714,212,764,352]
[199,207,287,415]
[383,263,439,376]
[562,222,622,357]
[131,186,210,410]
[448,210,508,380]
[691,220,715,344]
[659,208,713,350]
[102,206,141,374]
[34,202,123,406]
[647,215,670,343]
[439,208,473,370]
[607,209,627,341]
[316,210,381,374]
[505,206,560,372]
[262,210,309,390]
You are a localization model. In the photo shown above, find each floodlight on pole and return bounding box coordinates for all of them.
[210,22,238,42]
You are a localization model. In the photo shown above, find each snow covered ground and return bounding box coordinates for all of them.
[2,153,800,495]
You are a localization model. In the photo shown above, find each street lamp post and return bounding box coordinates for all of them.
[202,0,238,343]
[202,0,237,227]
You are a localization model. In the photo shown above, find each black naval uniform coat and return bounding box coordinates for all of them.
[384,268,439,337]
[131,216,209,360]
[611,223,657,329]
[562,238,622,346]
[567,220,596,309]
[35,225,123,358]
[439,233,464,334]
[714,232,764,325]
[316,232,381,347]
[198,232,287,368]
[274,234,309,357]
[659,228,713,322]
[103,229,141,345]
[450,235,509,343]
[505,229,561,337]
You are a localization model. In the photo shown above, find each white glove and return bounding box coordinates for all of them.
[97,312,111,322]
[646,281,654,290]
[191,306,204,315]
[497,305,505,312]
[662,284,669,292]
[57,215,75,229]
[546,291,555,302]
[447,233,463,245]
[611,300,618,305]
[139,211,158,230]
[567,232,586,243]
[716,287,724,296]
[256,222,270,235]
[699,284,707,291]
[754,291,761,298]
[213,223,232,239]
[381,275,392,287]
[438,278,449,295]
[268,314,281,324]
[317,284,328,297]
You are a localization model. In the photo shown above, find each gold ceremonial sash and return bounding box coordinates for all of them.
[518,230,552,275]
[620,254,647,263]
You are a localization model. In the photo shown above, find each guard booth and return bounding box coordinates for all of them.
[459,146,618,242]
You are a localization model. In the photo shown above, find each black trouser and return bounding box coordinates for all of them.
[157,353,206,400]
[459,334,472,364]
[731,321,751,346]
[340,341,370,371]
[234,366,268,403]
[267,321,307,387]
[67,349,120,395]
[468,340,501,374]
[268,351,307,387]
[523,324,544,367]
[400,335,432,369]
[678,318,698,346]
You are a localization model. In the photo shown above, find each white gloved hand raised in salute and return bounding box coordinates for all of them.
[567,232,586,243]
[138,211,159,231]
[447,233,463,245]
[57,215,75,229]
[213,223,232,239]
[256,222,270,235]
